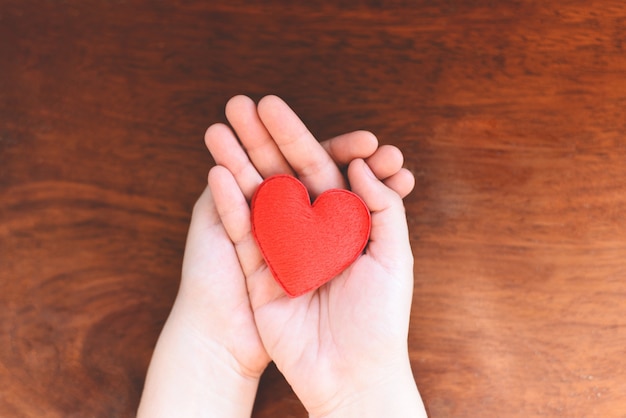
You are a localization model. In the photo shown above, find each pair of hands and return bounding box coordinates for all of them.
[138,95,426,417]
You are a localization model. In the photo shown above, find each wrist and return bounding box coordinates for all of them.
[138,311,263,418]
[308,359,427,418]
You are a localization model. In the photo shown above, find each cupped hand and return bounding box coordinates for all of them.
[138,171,268,417]
[207,95,423,416]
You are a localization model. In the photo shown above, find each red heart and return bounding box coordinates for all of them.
[251,175,371,297]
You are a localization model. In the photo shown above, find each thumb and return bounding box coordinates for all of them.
[347,159,413,273]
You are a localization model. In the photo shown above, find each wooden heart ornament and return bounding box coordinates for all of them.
[251,175,371,297]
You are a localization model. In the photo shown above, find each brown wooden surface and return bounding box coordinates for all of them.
[2,1,626,416]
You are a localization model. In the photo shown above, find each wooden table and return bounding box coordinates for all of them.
[2,1,625,416]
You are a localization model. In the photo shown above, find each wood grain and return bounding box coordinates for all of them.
[2,1,626,416]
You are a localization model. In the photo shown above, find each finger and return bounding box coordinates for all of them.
[208,165,286,307]
[383,168,416,199]
[208,165,265,278]
[365,145,404,180]
[347,159,413,272]
[225,95,294,178]
[257,95,345,197]
[204,123,262,200]
[320,130,378,166]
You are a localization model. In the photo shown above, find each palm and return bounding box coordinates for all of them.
[177,187,270,377]
[247,213,413,406]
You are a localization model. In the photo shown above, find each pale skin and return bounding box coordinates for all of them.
[137,95,427,417]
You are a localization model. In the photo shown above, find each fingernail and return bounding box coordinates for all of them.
[362,161,376,179]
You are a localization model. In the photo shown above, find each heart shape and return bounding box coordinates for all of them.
[251,175,371,297]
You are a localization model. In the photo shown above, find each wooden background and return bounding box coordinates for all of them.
[1,1,626,416]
